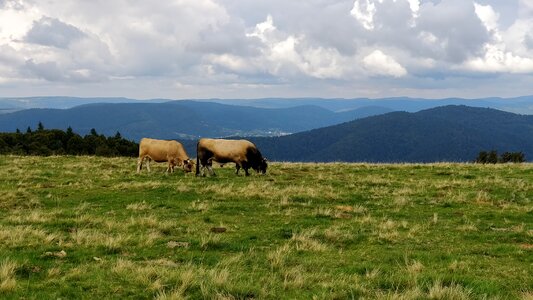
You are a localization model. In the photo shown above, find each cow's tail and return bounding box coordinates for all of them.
[195,141,200,176]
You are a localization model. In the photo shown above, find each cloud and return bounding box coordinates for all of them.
[474,2,500,32]
[363,50,407,77]
[463,44,533,73]
[0,0,531,98]
[25,17,86,48]
[460,1,533,74]
[351,0,377,30]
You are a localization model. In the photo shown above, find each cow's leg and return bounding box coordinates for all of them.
[207,158,216,176]
[242,161,250,176]
[235,163,240,175]
[137,157,143,173]
[143,156,152,172]
[207,165,216,176]
[198,159,207,177]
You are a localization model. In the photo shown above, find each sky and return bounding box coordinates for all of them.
[0,0,532,99]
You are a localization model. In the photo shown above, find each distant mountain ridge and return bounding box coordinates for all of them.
[249,105,533,162]
[0,101,390,140]
[1,96,532,114]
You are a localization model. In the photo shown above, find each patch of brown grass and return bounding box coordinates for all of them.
[0,259,17,292]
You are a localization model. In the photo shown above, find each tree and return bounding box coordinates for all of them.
[26,126,32,133]
[66,126,74,136]
[90,128,98,136]
[0,127,138,157]
[475,151,488,164]
[37,121,44,131]
[487,150,498,164]
[509,152,525,163]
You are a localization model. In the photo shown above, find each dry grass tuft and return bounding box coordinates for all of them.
[47,267,61,278]
[0,189,41,210]
[268,243,292,269]
[365,268,381,280]
[155,289,186,300]
[375,219,401,243]
[475,190,491,204]
[283,266,305,289]
[0,259,17,292]
[406,260,424,276]
[291,230,328,252]
[126,201,152,210]
[6,210,54,224]
[323,226,354,244]
[0,226,60,247]
[427,281,472,300]
[200,233,222,250]
[209,267,230,287]
[378,287,423,299]
[190,200,210,212]
[448,260,468,273]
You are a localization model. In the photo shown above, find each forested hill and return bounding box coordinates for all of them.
[0,101,390,140]
[250,106,533,162]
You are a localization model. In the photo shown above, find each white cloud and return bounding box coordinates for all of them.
[363,50,407,77]
[350,0,377,30]
[463,1,533,74]
[246,14,275,42]
[407,0,420,15]
[0,1,40,48]
[474,2,500,32]
[463,44,533,73]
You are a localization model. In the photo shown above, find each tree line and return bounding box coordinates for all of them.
[0,122,138,156]
[475,150,525,164]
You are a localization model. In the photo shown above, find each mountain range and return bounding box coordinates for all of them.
[0,101,392,140]
[0,97,531,162]
[249,105,533,162]
[1,96,532,114]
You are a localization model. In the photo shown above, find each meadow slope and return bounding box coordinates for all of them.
[0,156,531,299]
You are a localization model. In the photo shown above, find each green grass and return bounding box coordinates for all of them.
[0,155,532,299]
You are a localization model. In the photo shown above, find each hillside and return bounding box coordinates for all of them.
[252,106,533,162]
[0,156,531,299]
[0,101,389,140]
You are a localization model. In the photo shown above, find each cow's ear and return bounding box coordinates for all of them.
[263,158,268,162]
[183,159,188,164]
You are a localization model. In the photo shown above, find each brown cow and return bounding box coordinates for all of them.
[137,138,194,173]
[196,138,267,176]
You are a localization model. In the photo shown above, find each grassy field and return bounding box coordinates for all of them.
[0,155,531,299]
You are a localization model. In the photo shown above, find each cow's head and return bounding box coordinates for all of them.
[182,159,195,173]
[258,157,268,174]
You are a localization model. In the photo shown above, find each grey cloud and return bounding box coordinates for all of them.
[25,17,87,48]
[525,34,533,50]
[417,0,489,62]
[24,58,106,82]
[0,0,25,10]
[24,59,64,81]
[187,19,262,57]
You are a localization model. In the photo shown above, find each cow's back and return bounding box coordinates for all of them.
[139,138,173,162]
[167,140,188,160]
[199,139,254,160]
